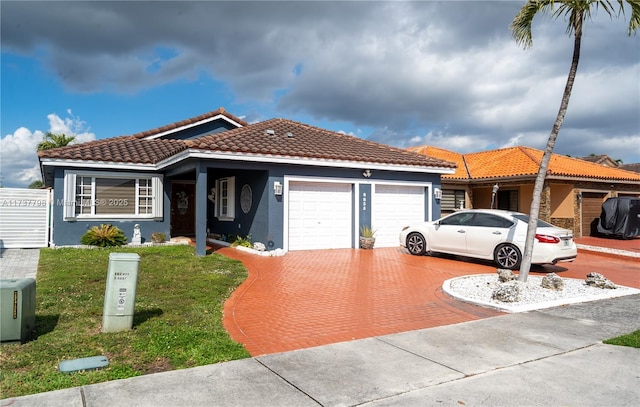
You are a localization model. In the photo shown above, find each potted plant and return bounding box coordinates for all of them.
[359,225,377,249]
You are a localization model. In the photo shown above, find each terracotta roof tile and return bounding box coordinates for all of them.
[408,146,468,179]
[38,114,456,170]
[38,136,187,164]
[412,145,640,182]
[187,118,457,169]
[131,107,248,139]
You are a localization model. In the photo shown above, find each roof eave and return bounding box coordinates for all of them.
[39,158,157,171]
[184,150,456,174]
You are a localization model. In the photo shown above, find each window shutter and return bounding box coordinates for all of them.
[63,172,76,220]
[227,176,236,219]
[152,176,164,218]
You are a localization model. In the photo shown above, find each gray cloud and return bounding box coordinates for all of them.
[2,0,638,163]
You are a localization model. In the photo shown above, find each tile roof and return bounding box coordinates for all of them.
[131,107,248,139]
[39,112,456,170]
[187,118,457,169]
[412,145,640,182]
[38,136,188,164]
[619,163,640,173]
[408,146,468,179]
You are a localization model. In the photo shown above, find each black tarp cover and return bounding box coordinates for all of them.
[596,197,640,239]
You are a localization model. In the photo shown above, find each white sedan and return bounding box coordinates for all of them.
[399,209,577,270]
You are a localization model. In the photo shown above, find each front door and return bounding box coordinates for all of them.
[171,182,196,236]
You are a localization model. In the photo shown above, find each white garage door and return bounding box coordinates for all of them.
[288,181,353,250]
[0,188,51,248]
[372,184,426,247]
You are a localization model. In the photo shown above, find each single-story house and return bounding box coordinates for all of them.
[39,108,456,255]
[409,146,640,238]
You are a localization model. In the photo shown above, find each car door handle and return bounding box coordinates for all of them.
[457,230,466,233]
[492,231,502,235]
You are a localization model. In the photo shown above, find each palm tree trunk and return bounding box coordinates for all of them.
[518,11,583,282]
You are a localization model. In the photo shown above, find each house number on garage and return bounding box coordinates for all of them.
[362,192,367,211]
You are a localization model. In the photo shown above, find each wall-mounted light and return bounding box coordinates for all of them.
[363,169,372,178]
[577,192,582,204]
[490,183,499,209]
[273,181,283,196]
[434,188,442,200]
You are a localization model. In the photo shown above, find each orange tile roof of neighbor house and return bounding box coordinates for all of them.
[408,146,468,179]
[412,145,640,182]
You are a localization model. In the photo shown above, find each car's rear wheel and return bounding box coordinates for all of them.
[406,232,427,255]
[494,244,522,270]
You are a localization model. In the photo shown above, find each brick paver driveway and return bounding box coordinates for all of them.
[218,245,639,356]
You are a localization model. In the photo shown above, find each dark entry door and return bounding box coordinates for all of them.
[171,182,196,236]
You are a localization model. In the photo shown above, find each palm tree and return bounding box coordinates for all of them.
[36,132,76,151]
[510,0,639,282]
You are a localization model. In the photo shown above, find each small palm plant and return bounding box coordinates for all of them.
[80,224,128,247]
[359,225,376,238]
[359,225,377,249]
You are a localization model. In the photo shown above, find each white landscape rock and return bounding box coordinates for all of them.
[444,274,640,313]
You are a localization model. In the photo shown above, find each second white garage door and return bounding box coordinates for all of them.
[288,181,353,250]
[372,184,426,247]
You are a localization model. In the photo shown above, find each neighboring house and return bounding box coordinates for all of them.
[409,146,640,238]
[619,163,640,174]
[38,108,456,255]
[579,154,621,167]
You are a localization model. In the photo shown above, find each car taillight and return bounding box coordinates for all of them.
[535,234,560,244]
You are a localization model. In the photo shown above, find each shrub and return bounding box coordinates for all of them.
[151,232,166,243]
[80,224,127,247]
[231,234,253,248]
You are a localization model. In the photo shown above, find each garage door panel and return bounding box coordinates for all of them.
[373,185,425,248]
[288,182,353,251]
[581,192,607,237]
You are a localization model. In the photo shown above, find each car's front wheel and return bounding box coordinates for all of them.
[406,232,427,256]
[494,244,522,270]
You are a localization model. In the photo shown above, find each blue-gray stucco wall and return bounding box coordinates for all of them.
[50,167,171,246]
[49,160,442,249]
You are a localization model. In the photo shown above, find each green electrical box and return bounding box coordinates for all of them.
[102,253,140,333]
[0,278,36,344]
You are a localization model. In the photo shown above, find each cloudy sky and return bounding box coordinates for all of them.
[2,0,639,188]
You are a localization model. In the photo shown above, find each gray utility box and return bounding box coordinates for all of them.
[1,278,36,343]
[102,253,140,333]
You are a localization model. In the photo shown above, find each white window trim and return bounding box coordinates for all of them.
[215,176,235,221]
[63,170,163,220]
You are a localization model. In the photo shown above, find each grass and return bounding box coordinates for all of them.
[0,245,250,399]
[604,330,640,348]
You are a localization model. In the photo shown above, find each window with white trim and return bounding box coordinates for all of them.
[215,176,235,221]
[441,189,465,214]
[64,171,163,220]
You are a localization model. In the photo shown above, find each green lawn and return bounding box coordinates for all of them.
[604,330,640,348]
[0,245,250,398]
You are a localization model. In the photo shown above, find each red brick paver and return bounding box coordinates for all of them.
[220,247,502,356]
[219,241,639,357]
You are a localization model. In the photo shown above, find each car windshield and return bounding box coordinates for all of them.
[512,214,555,228]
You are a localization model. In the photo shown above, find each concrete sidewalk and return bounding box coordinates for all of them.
[5,294,639,407]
